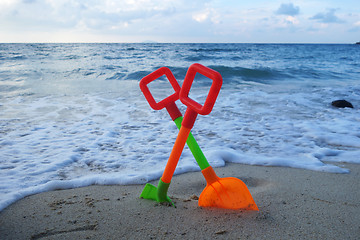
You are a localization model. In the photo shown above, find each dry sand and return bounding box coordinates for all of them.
[1,163,359,239]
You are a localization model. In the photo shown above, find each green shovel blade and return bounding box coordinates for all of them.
[140,179,174,207]
[140,183,158,201]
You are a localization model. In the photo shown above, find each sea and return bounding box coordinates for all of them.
[1,43,359,211]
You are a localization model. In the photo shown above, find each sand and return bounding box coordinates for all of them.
[1,162,359,240]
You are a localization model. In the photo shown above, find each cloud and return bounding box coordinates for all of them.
[1,0,180,32]
[275,3,300,16]
[192,8,220,24]
[348,21,360,32]
[0,0,357,43]
[310,9,344,23]
[193,10,210,23]
[285,16,299,25]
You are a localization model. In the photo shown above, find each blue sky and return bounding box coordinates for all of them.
[0,0,359,43]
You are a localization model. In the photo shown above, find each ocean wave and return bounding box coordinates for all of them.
[104,56,123,60]
[184,54,223,62]
[210,65,291,82]
[63,54,81,60]
[7,54,27,61]
[102,65,118,71]
[105,70,152,81]
[126,70,152,80]
[0,84,22,93]
[189,47,236,53]
[158,66,188,79]
[105,72,127,80]
[128,65,292,84]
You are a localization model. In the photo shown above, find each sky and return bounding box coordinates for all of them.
[0,0,359,43]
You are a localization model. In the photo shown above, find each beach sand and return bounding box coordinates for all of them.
[1,163,359,239]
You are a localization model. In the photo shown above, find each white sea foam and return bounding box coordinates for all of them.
[1,80,359,211]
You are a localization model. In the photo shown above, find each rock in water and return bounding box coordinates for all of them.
[331,100,354,108]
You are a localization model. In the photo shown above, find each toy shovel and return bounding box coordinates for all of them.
[180,64,257,210]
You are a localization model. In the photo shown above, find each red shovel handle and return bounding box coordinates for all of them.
[180,63,223,128]
[139,67,182,120]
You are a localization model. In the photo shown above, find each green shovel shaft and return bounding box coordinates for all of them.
[173,117,210,170]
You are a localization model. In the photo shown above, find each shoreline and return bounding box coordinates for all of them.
[1,163,359,239]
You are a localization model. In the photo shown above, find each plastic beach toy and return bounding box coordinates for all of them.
[139,63,258,210]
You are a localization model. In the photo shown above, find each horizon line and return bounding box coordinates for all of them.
[0,42,358,44]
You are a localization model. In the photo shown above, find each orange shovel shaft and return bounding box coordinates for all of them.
[161,126,191,184]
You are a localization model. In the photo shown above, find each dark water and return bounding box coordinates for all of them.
[1,43,359,96]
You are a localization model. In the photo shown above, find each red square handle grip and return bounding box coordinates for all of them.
[139,67,181,110]
[180,63,222,115]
